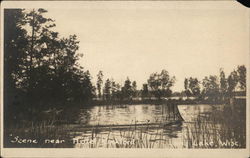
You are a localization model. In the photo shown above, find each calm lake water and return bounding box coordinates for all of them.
[68,103,245,148]
[79,104,180,125]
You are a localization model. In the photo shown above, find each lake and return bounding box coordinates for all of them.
[69,103,245,148]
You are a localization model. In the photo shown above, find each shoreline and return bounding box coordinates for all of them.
[87,98,246,107]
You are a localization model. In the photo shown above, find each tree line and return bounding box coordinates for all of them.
[95,65,246,103]
[183,65,246,102]
[95,69,176,101]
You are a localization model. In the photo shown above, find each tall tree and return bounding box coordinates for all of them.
[141,84,149,99]
[103,79,111,100]
[184,78,188,90]
[188,77,200,97]
[202,75,220,101]
[4,9,29,124]
[184,78,191,99]
[147,70,175,99]
[237,65,246,91]
[132,81,137,98]
[219,68,227,100]
[122,78,133,100]
[114,83,122,100]
[184,77,200,98]
[227,70,239,97]
[25,9,57,91]
[220,68,227,92]
[96,71,104,99]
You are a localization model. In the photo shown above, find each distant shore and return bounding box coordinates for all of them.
[88,97,246,107]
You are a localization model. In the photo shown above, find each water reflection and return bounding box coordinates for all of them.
[79,104,174,125]
[71,103,245,148]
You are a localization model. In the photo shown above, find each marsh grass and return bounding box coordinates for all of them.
[72,120,181,148]
[4,121,74,148]
[183,103,246,148]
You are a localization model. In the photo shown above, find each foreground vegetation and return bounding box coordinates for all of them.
[183,99,246,148]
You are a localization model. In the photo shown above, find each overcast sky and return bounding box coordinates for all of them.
[23,1,249,91]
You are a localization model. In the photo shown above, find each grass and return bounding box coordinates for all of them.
[4,121,74,148]
[183,102,246,148]
[72,121,179,148]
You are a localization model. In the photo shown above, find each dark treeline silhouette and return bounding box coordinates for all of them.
[94,65,246,105]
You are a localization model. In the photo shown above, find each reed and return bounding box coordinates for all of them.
[183,103,246,148]
[5,121,74,148]
[72,121,176,148]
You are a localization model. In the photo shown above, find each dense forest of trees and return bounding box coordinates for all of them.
[4,9,247,125]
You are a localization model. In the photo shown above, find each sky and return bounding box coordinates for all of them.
[37,1,248,92]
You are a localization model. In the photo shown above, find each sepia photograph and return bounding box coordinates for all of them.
[0,1,249,157]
